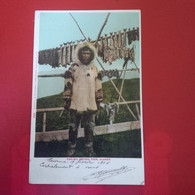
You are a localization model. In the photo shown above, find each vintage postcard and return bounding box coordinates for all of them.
[29,10,144,185]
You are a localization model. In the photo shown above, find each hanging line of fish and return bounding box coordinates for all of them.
[38,27,139,68]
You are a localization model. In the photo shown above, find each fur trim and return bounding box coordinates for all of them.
[96,89,103,101]
[74,42,97,67]
[64,70,72,78]
[97,72,102,80]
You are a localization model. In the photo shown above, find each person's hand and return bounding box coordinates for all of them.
[64,98,71,111]
[96,101,101,110]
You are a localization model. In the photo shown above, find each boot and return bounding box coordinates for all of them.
[67,112,80,157]
[85,142,96,157]
[83,113,96,157]
[66,141,76,157]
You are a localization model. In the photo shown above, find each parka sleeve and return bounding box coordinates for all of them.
[95,72,103,102]
[63,69,73,100]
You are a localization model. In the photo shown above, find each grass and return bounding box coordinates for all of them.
[35,129,141,158]
[35,78,142,158]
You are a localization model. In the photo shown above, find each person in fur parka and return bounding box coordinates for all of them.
[63,42,103,157]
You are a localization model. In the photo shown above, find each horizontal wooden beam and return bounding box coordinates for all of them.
[38,74,64,78]
[36,100,140,112]
[37,107,64,112]
[35,121,141,142]
[38,69,139,78]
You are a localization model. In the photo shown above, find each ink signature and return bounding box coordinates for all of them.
[83,165,135,183]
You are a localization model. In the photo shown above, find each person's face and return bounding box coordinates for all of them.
[81,49,92,65]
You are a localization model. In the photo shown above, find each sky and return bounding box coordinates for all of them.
[35,10,141,98]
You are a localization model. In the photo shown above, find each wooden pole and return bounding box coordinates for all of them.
[95,13,111,44]
[135,103,140,120]
[133,61,140,73]
[43,112,47,132]
[38,73,65,78]
[38,68,139,78]
[118,60,128,102]
[37,101,140,113]
[36,121,141,142]
[69,13,88,41]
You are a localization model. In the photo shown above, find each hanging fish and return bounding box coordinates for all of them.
[114,32,118,48]
[55,48,60,67]
[132,28,137,41]
[107,33,115,64]
[104,34,108,48]
[62,44,67,66]
[66,43,71,66]
[123,29,127,47]
[103,34,109,63]
[70,44,73,63]
[38,50,44,65]
[97,37,104,58]
[51,49,55,67]
[122,30,128,58]
[118,31,123,58]
[45,49,49,65]
[127,28,133,45]
[129,47,135,62]
[113,69,120,79]
[136,27,139,40]
[71,42,76,62]
[118,31,122,48]
[100,37,104,56]
[58,44,63,65]
[110,33,114,49]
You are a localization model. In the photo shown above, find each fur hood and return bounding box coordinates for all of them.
[74,42,97,67]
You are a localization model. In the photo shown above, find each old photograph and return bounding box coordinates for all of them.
[30,10,144,185]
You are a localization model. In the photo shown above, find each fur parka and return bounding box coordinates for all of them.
[63,42,103,112]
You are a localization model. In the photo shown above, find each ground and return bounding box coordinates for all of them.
[35,129,141,158]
